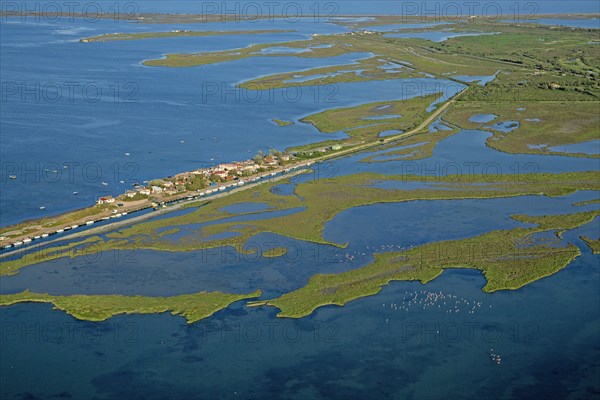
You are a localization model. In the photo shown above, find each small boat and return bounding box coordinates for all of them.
[86,221,94,225]
[119,180,124,184]
[9,175,16,179]
[3,245,12,249]
[125,152,130,156]
[71,225,78,229]
[115,213,122,218]
[56,229,64,233]
[72,192,78,195]
[101,182,108,186]
[39,206,46,210]
[121,212,128,216]
[14,241,23,246]
[41,233,49,238]
[23,238,32,243]
[33,235,41,239]
[101,217,110,220]
[63,227,71,231]
[218,186,226,191]
[51,170,58,173]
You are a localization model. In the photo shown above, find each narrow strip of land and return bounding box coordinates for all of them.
[0,87,467,253]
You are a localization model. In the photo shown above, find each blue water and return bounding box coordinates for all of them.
[220,202,271,214]
[487,120,520,133]
[0,16,464,226]
[363,114,402,120]
[508,18,600,29]
[453,73,498,86]
[550,140,600,155]
[366,22,451,32]
[317,129,600,177]
[1,4,600,399]
[469,114,498,123]
[385,31,498,42]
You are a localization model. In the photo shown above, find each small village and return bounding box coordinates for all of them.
[100,150,305,206]
[0,148,333,250]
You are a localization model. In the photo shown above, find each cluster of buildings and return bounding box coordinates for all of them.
[97,153,295,205]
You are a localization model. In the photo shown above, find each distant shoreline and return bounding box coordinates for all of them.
[1,12,598,24]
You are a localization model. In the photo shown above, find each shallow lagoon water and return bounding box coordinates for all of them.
[1,7,599,400]
[549,140,600,155]
[2,192,597,298]
[487,120,520,133]
[319,129,600,178]
[453,73,498,86]
[1,12,463,226]
[385,31,498,42]
[220,201,271,214]
[1,229,598,399]
[506,18,600,29]
[469,113,497,123]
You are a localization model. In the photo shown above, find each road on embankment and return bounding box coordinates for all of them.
[0,169,311,259]
[0,87,467,259]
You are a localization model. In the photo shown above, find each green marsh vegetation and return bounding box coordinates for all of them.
[580,236,600,254]
[250,210,599,318]
[271,119,294,127]
[80,29,295,42]
[141,20,598,157]
[299,93,442,142]
[4,171,599,275]
[444,101,600,157]
[0,290,261,323]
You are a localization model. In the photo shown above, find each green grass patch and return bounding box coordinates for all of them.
[263,247,288,258]
[271,118,294,127]
[0,289,261,323]
[5,173,599,276]
[580,236,600,254]
[444,101,600,157]
[251,210,598,318]
[81,29,294,42]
